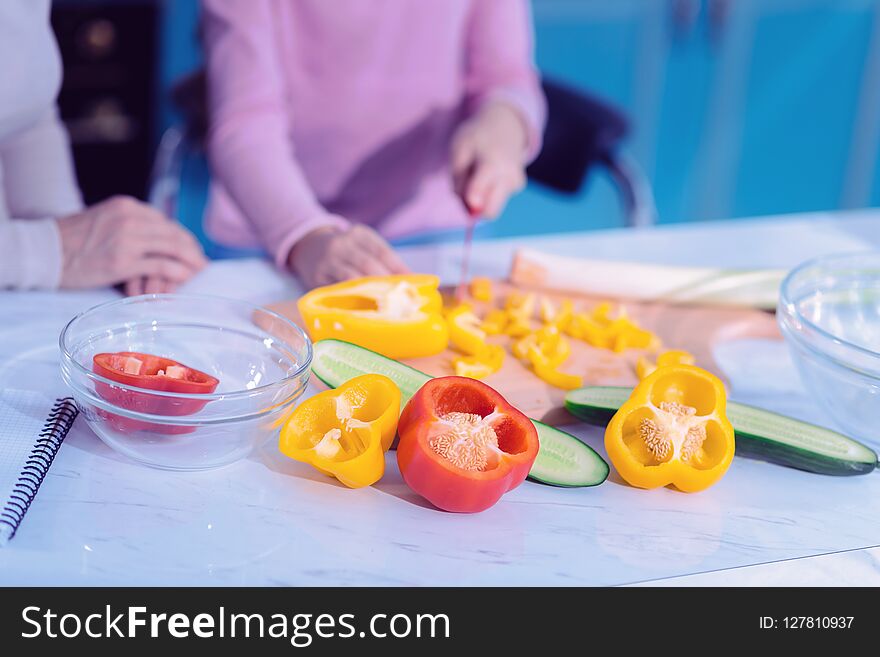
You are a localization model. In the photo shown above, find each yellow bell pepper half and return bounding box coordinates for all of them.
[605,364,735,492]
[279,374,401,488]
[297,275,448,359]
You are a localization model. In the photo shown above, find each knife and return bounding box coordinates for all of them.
[455,205,481,302]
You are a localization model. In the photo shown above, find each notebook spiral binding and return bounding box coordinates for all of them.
[0,397,78,540]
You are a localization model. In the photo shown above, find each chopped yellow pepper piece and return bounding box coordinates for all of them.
[512,326,570,368]
[481,309,509,335]
[483,344,506,369]
[569,303,661,353]
[564,316,583,339]
[512,332,537,361]
[636,356,656,379]
[636,349,696,380]
[532,360,583,390]
[469,277,493,302]
[612,332,629,354]
[539,296,556,323]
[453,344,505,380]
[505,318,533,337]
[549,299,574,331]
[506,291,536,320]
[453,358,495,380]
[657,349,696,367]
[591,301,613,321]
[575,313,612,349]
[447,304,488,356]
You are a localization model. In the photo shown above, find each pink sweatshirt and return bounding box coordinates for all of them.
[202,0,545,267]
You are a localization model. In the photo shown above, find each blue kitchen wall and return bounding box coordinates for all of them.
[150,0,880,245]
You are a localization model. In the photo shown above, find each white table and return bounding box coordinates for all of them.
[1,209,879,586]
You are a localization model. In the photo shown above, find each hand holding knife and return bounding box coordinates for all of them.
[450,102,532,299]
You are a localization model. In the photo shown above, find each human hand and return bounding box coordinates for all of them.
[450,101,530,219]
[56,196,207,294]
[288,224,409,289]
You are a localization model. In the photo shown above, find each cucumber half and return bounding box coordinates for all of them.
[565,386,878,476]
[311,339,609,487]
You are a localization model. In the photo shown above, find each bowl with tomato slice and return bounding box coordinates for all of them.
[60,294,312,470]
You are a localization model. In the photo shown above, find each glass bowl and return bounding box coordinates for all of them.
[778,252,880,449]
[60,294,312,470]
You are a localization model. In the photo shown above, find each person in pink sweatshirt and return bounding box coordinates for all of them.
[202,0,545,288]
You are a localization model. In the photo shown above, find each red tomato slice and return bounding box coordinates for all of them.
[92,352,219,434]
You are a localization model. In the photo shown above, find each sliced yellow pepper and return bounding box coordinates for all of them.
[532,359,583,390]
[279,374,401,488]
[512,332,538,361]
[453,358,495,380]
[447,304,489,356]
[469,277,493,302]
[505,291,536,320]
[504,318,533,337]
[549,299,574,331]
[564,317,583,339]
[534,326,570,366]
[657,349,696,367]
[626,327,661,351]
[636,356,656,380]
[297,275,448,359]
[605,364,735,492]
[511,327,568,366]
[539,296,556,323]
[513,325,581,389]
[571,303,661,353]
[636,349,696,380]
[453,344,505,380]
[481,309,509,335]
[591,301,613,321]
[575,313,612,349]
[483,343,505,369]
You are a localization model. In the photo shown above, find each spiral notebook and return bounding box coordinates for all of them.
[0,390,78,546]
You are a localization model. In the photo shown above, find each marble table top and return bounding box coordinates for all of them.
[1,209,879,586]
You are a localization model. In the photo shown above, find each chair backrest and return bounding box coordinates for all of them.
[526,78,630,194]
[171,69,209,148]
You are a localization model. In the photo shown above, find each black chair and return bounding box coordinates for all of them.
[527,78,656,227]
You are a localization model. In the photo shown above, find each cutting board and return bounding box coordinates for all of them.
[268,280,781,425]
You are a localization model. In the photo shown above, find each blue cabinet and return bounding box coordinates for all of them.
[497,0,880,239]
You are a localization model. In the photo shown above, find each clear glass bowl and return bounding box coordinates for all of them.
[778,252,880,449]
[60,294,312,470]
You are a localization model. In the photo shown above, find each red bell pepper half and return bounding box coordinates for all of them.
[396,376,539,513]
[92,352,219,434]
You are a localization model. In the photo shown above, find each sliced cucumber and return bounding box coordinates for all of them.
[311,339,609,487]
[311,338,431,407]
[527,419,609,487]
[565,386,878,476]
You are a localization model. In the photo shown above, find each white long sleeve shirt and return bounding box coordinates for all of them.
[0,0,83,289]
